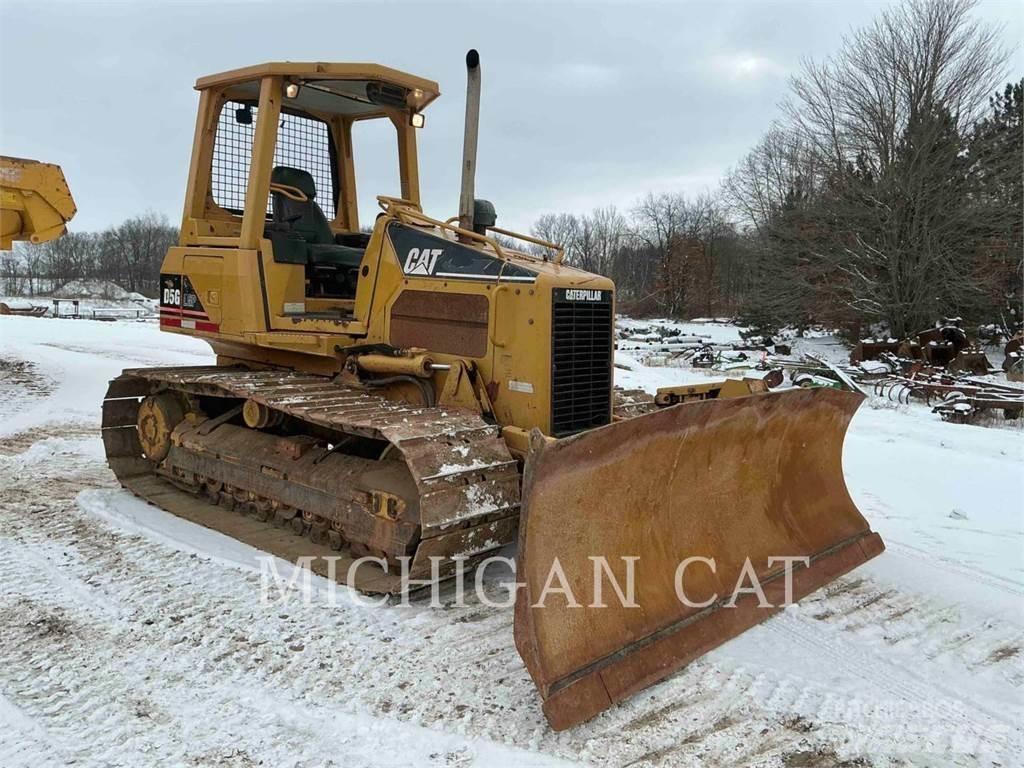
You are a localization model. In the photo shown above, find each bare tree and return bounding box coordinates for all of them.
[722,126,823,235]
[631,192,689,316]
[42,232,101,288]
[719,0,1012,335]
[579,206,628,277]
[531,213,581,262]
[101,212,178,296]
[527,194,748,319]
[21,243,45,296]
[1,250,24,296]
[631,192,724,317]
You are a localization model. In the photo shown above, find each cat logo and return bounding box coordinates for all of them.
[564,289,605,302]
[404,247,444,276]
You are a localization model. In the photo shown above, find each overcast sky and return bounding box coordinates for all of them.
[2,0,1020,234]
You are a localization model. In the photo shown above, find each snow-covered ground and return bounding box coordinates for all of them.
[0,314,1021,767]
[2,278,159,318]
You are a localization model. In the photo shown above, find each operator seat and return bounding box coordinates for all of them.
[268,166,364,299]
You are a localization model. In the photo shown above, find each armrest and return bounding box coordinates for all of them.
[334,232,371,248]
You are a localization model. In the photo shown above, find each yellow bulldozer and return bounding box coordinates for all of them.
[0,156,76,250]
[102,52,883,730]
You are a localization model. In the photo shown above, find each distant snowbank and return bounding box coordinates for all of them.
[1,279,158,315]
[50,279,152,304]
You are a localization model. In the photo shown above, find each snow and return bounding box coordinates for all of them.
[49,278,146,301]
[0,299,35,311]
[615,350,721,391]
[432,458,493,477]
[78,487,306,581]
[1,314,1022,767]
[3,279,159,317]
[617,316,747,345]
[0,314,211,436]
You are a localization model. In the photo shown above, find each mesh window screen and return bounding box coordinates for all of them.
[211,100,337,219]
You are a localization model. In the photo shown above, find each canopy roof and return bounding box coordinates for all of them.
[195,62,441,117]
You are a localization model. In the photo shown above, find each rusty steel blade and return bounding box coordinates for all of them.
[513,388,884,730]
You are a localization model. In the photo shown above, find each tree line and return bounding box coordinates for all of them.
[529,0,1022,338]
[1,213,177,298]
[530,195,754,319]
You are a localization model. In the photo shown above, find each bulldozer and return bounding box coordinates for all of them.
[0,156,77,250]
[102,52,884,730]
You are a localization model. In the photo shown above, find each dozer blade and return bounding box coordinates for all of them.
[513,388,884,730]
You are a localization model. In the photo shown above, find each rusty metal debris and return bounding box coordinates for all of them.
[764,349,1022,425]
[871,371,1024,424]
[851,319,999,377]
[850,338,901,363]
[1004,334,1023,383]
[620,316,1020,428]
[671,336,1022,428]
[0,300,48,317]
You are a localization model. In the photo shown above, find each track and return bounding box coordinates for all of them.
[101,366,521,594]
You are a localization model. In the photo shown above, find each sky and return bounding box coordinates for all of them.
[1,0,1020,234]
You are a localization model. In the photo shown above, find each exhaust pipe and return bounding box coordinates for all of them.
[458,49,481,237]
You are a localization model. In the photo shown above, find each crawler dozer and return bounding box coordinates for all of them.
[103,53,884,730]
[0,156,76,250]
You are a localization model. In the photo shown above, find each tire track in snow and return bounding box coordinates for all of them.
[3,413,1023,766]
[0,688,66,768]
[0,429,828,766]
[885,539,1024,598]
[761,610,1021,759]
[812,575,1024,674]
[0,434,573,765]
[0,543,124,620]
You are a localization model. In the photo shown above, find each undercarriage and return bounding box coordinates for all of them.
[102,366,521,593]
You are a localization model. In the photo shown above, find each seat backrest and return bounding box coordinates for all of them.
[269,166,334,245]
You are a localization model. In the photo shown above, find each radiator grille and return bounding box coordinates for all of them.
[550,289,613,437]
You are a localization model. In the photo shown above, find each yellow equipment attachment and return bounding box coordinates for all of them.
[651,376,770,405]
[0,156,77,250]
[514,387,883,730]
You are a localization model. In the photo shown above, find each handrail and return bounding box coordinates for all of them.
[376,195,422,213]
[380,196,567,266]
[442,216,565,265]
[381,198,507,260]
[487,225,565,264]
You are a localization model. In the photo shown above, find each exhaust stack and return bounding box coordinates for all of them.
[458,49,481,236]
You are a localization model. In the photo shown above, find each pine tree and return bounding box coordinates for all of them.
[968,80,1023,333]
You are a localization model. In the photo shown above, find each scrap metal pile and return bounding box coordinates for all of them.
[846,320,1024,425]
[874,370,1023,423]
[748,349,1021,426]
[617,320,1024,427]
[851,318,993,376]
